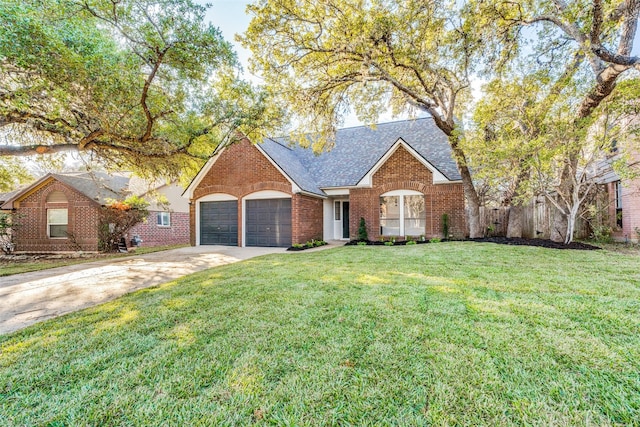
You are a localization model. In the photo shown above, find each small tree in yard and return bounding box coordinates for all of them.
[358,217,368,241]
[98,196,149,252]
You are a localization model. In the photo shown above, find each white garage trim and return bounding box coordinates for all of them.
[198,193,238,202]
[243,190,291,200]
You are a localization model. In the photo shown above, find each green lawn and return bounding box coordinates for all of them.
[1,243,639,426]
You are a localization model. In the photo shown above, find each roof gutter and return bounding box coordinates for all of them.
[294,189,327,199]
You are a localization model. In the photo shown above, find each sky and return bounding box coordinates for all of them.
[201,1,640,129]
[203,0,403,127]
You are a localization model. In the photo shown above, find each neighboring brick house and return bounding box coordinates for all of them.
[129,182,190,247]
[599,152,640,242]
[183,118,466,247]
[0,172,189,252]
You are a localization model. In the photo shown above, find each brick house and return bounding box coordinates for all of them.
[0,172,189,252]
[183,118,466,247]
[600,152,640,242]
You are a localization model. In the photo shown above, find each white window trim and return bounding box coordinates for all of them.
[47,208,68,239]
[380,190,425,237]
[157,212,171,227]
[615,181,623,209]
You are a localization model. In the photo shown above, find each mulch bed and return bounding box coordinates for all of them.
[346,237,600,250]
[469,237,600,250]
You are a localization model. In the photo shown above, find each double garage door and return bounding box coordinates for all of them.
[200,198,291,247]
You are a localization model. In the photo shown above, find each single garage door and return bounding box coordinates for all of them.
[200,201,238,245]
[245,198,292,247]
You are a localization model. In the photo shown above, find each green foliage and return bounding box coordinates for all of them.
[384,241,395,246]
[356,241,368,246]
[241,0,500,149]
[590,225,614,244]
[0,159,32,193]
[429,237,442,243]
[0,0,281,180]
[357,217,368,241]
[292,239,327,250]
[98,197,149,252]
[406,240,417,245]
[441,213,450,239]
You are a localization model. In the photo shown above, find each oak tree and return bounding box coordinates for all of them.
[241,0,508,238]
[482,0,640,241]
[0,0,279,181]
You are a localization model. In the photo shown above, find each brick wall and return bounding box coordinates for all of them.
[129,211,190,247]
[191,138,322,246]
[609,178,640,242]
[13,180,100,252]
[349,145,466,240]
[292,194,324,244]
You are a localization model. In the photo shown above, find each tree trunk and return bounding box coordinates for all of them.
[550,64,629,241]
[506,163,530,238]
[551,203,568,242]
[506,204,523,238]
[551,149,580,242]
[448,135,483,238]
[565,203,580,244]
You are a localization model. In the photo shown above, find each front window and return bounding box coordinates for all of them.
[334,201,341,221]
[404,195,426,236]
[615,181,623,228]
[47,209,68,238]
[157,212,171,227]
[380,196,400,236]
[380,191,425,237]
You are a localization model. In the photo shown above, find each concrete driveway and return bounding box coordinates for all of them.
[0,245,288,335]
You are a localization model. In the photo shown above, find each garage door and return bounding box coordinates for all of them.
[200,201,238,245]
[245,199,292,247]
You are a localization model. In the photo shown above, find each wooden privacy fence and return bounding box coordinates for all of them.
[479,198,590,239]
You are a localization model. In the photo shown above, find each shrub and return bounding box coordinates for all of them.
[357,217,368,241]
[429,237,441,243]
[590,225,613,243]
[441,213,449,239]
[98,195,149,252]
[384,241,395,246]
[356,241,367,246]
[406,240,417,245]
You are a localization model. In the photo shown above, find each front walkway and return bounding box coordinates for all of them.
[0,245,295,335]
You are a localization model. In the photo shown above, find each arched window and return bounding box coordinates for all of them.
[46,191,68,238]
[380,190,425,237]
[47,191,67,203]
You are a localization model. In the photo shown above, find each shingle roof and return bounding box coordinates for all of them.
[0,188,23,205]
[52,172,130,205]
[0,172,162,210]
[258,118,461,195]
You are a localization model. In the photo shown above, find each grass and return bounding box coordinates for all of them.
[0,244,188,277]
[1,242,639,426]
